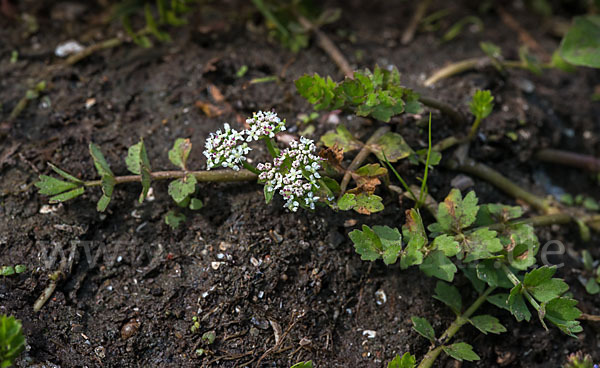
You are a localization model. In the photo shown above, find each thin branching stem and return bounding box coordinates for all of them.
[424,57,552,86]
[417,286,496,368]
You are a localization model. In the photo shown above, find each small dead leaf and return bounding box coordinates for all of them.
[208,84,225,103]
[319,144,345,173]
[195,101,225,117]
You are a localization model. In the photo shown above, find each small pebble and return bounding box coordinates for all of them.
[121,319,140,340]
[375,289,387,306]
[362,330,377,339]
[55,40,84,57]
[451,174,475,191]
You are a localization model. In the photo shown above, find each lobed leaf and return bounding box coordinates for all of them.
[508,284,531,322]
[165,210,186,229]
[442,342,480,362]
[469,315,507,335]
[35,175,79,196]
[433,281,462,314]
[469,90,494,120]
[411,316,435,342]
[387,352,416,368]
[542,297,582,337]
[419,250,457,282]
[320,125,362,152]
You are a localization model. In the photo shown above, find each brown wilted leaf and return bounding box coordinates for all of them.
[318,144,345,173]
[348,163,387,195]
[195,101,226,117]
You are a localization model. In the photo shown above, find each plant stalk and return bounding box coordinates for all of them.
[468,116,482,140]
[84,169,258,187]
[263,137,280,158]
[417,286,496,368]
[418,96,467,125]
[446,158,554,214]
[535,148,600,172]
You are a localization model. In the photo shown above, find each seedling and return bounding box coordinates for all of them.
[0,315,26,368]
[468,90,494,139]
[290,361,312,368]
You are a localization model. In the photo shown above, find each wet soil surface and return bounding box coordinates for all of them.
[1,0,599,367]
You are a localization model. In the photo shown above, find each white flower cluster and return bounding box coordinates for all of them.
[203,123,250,171]
[245,111,286,141]
[257,137,323,212]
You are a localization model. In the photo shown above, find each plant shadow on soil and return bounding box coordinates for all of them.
[0,0,599,367]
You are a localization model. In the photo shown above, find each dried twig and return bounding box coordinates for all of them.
[401,0,432,45]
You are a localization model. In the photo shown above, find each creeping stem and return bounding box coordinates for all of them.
[83,169,258,187]
[242,161,261,175]
[417,286,496,368]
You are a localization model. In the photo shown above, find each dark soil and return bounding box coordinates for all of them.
[1,1,599,367]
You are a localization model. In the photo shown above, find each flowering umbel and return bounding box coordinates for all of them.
[204,111,326,211]
[258,137,323,212]
[203,123,250,171]
[245,111,286,141]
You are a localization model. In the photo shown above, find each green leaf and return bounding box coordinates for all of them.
[469,90,494,120]
[353,193,384,214]
[165,210,186,229]
[432,234,460,257]
[369,132,414,163]
[290,361,313,368]
[543,297,582,337]
[349,225,382,262]
[168,138,192,170]
[264,185,275,204]
[373,226,403,265]
[433,281,462,314]
[320,125,362,152]
[442,342,480,362]
[519,46,543,75]
[0,266,15,276]
[487,293,510,311]
[96,175,115,212]
[168,174,197,203]
[35,175,79,196]
[462,228,503,262]
[523,266,568,303]
[401,209,426,269]
[337,193,357,210]
[49,186,85,203]
[89,143,114,178]
[508,284,531,322]
[14,265,26,274]
[419,250,457,282]
[189,198,203,210]
[431,189,479,233]
[126,139,152,203]
[461,266,485,294]
[476,260,513,288]
[504,224,539,270]
[559,15,600,68]
[0,314,26,367]
[411,316,435,342]
[585,279,600,295]
[387,352,416,368]
[348,225,402,264]
[48,163,83,184]
[550,49,576,72]
[469,315,507,334]
[480,41,502,59]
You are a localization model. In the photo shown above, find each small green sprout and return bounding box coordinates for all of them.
[563,352,597,368]
[0,315,26,368]
[190,316,200,333]
[201,331,215,344]
[290,361,313,368]
[387,352,416,368]
[0,265,26,277]
[468,90,494,139]
[235,65,248,78]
